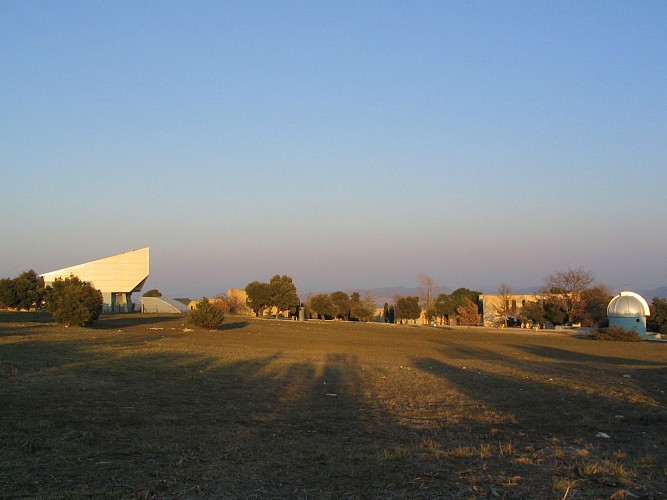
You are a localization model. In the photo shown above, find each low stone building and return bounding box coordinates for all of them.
[479,293,544,327]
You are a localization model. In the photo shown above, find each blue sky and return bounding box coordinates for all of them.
[2,1,666,298]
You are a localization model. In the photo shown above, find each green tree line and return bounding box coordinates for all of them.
[4,266,667,332]
[305,291,376,322]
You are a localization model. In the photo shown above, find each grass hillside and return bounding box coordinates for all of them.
[1,313,666,499]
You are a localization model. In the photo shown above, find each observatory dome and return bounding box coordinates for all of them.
[607,291,650,318]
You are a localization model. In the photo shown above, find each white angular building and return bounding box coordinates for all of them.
[41,248,149,313]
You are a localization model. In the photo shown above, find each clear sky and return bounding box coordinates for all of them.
[2,1,666,298]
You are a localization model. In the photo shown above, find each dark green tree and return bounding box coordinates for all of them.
[330,291,351,320]
[13,270,45,310]
[434,288,480,324]
[0,270,45,310]
[188,297,225,329]
[45,275,103,327]
[395,296,421,323]
[307,293,334,319]
[543,300,566,325]
[520,299,546,326]
[433,293,456,324]
[350,292,377,322]
[388,304,395,324]
[269,275,299,317]
[245,281,272,316]
[648,297,667,334]
[0,277,18,309]
[450,288,480,309]
[142,289,162,297]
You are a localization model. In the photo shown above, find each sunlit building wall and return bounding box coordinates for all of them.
[41,248,149,313]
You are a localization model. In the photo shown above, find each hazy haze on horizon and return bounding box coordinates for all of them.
[2,1,666,299]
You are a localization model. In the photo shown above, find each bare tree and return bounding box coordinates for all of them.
[494,283,513,326]
[226,291,249,315]
[418,272,437,323]
[542,267,595,324]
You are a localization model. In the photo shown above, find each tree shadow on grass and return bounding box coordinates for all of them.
[0,337,463,499]
[218,320,249,331]
[94,313,187,330]
[0,322,54,338]
[412,347,667,497]
[0,311,55,323]
[4,327,666,499]
[0,313,188,337]
[513,343,667,367]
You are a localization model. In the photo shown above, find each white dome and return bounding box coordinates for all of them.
[607,291,650,317]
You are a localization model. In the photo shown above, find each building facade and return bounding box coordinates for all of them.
[41,248,149,313]
[479,293,543,327]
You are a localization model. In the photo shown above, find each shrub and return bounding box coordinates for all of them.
[590,326,642,342]
[188,298,225,329]
[46,275,103,327]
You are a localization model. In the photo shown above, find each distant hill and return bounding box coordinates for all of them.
[347,286,451,306]
[308,284,667,307]
[508,286,540,294]
[638,287,667,299]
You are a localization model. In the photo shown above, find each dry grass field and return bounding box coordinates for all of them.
[1,312,666,499]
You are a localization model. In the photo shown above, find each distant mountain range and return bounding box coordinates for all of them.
[345,285,667,306]
[639,286,667,300]
[346,286,450,306]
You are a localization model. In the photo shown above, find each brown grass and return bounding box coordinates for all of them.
[1,312,666,499]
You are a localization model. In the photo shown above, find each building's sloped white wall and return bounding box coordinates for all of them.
[41,247,149,294]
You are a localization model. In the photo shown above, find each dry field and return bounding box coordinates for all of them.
[1,313,666,499]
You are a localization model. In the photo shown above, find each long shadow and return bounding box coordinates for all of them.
[413,354,667,496]
[0,311,54,323]
[3,327,666,499]
[0,335,458,498]
[218,320,249,331]
[0,322,54,338]
[514,343,667,367]
[424,336,667,407]
[93,314,186,330]
[413,351,667,446]
[0,313,186,338]
[427,338,515,362]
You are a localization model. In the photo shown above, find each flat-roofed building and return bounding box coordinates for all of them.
[479,292,543,327]
[41,248,149,313]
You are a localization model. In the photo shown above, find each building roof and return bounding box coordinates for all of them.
[607,291,650,317]
[41,247,149,294]
[140,296,190,313]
